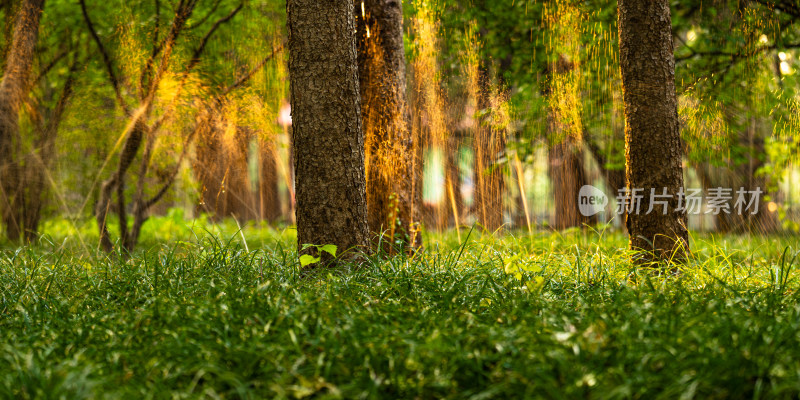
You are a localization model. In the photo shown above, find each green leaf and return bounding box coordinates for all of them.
[320,244,337,257]
[299,255,320,267]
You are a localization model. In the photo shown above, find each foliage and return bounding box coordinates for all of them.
[2,228,800,397]
[299,243,337,267]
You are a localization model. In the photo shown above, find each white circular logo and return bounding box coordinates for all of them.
[578,185,608,217]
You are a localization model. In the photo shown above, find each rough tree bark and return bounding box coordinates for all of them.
[355,0,419,251]
[0,0,45,242]
[287,0,370,263]
[618,0,688,263]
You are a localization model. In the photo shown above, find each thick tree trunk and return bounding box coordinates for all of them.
[618,0,688,263]
[287,0,370,263]
[356,0,419,251]
[473,69,505,232]
[1,0,20,70]
[0,0,45,242]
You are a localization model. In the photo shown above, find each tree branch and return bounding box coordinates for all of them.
[43,57,80,141]
[143,0,198,99]
[186,0,221,30]
[143,120,201,210]
[749,0,800,19]
[186,2,243,72]
[144,42,285,210]
[676,41,800,63]
[153,0,161,48]
[34,48,68,83]
[139,0,199,100]
[79,0,130,115]
[222,41,285,96]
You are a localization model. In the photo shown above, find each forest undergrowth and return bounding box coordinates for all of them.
[1,216,800,398]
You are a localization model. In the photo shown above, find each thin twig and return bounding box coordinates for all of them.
[186,0,222,30]
[79,0,130,115]
[187,2,244,72]
[223,41,285,96]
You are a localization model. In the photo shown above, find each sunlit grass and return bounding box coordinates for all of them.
[1,219,800,398]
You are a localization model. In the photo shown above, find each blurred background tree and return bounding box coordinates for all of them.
[1,0,799,250]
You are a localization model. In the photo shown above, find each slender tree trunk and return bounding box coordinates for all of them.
[355,0,419,251]
[195,117,224,217]
[548,138,593,229]
[258,138,282,222]
[195,115,258,221]
[91,0,203,253]
[443,133,463,227]
[287,0,370,263]
[411,96,428,235]
[697,119,778,234]
[16,62,75,243]
[546,55,594,230]
[0,0,45,242]
[473,68,505,232]
[618,0,688,263]
[586,133,627,231]
[95,119,148,253]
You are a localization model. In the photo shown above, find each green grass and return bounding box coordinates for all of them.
[2,220,800,399]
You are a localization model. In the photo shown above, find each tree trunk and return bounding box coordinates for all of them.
[195,118,257,221]
[443,134,463,228]
[0,0,45,242]
[586,133,627,231]
[258,137,282,222]
[548,138,593,229]
[545,54,594,230]
[355,0,419,251]
[618,0,688,263]
[1,0,21,70]
[697,119,778,234]
[287,0,370,263]
[473,68,505,232]
[95,119,147,253]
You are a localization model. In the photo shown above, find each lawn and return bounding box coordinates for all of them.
[2,218,800,398]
